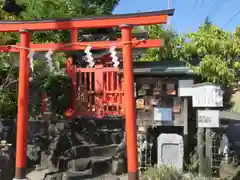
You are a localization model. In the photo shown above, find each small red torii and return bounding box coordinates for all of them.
[0,9,174,180]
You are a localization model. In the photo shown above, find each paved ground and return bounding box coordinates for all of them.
[98,174,128,180]
[118,174,128,180]
[87,174,129,180]
[100,174,143,180]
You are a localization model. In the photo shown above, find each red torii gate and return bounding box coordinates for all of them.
[0,9,174,180]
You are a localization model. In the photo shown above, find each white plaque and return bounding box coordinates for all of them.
[134,82,136,97]
[178,79,194,97]
[157,133,184,172]
[154,107,172,122]
[192,84,223,107]
[197,110,220,128]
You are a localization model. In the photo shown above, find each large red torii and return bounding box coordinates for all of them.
[0,9,174,180]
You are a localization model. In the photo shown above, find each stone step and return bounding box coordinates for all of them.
[95,130,123,145]
[29,170,124,180]
[64,174,121,180]
[68,156,112,173]
[71,144,118,158]
[61,169,92,180]
[91,156,113,175]
[71,144,97,158]
[73,117,124,130]
[91,144,118,157]
[62,172,121,180]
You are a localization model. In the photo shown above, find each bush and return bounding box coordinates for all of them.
[143,165,182,180]
[143,165,210,180]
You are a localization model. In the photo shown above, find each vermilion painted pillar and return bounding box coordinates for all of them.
[120,24,139,180]
[70,29,78,117]
[15,29,30,180]
[71,28,78,43]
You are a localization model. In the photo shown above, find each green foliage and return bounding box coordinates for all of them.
[29,75,46,117]
[143,165,182,180]
[0,1,20,45]
[15,0,120,43]
[0,91,17,118]
[203,16,212,27]
[175,24,240,87]
[43,73,72,116]
[0,53,19,118]
[28,53,71,118]
[16,0,119,19]
[141,25,179,61]
[143,165,209,180]
[29,72,72,118]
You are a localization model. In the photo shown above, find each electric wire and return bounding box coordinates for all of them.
[189,0,199,17]
[223,8,240,28]
[198,0,205,10]
[207,0,225,17]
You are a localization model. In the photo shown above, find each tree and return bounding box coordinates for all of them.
[140,25,180,61]
[175,24,240,87]
[0,54,19,118]
[203,16,212,27]
[17,0,119,18]
[143,23,240,87]
[0,1,20,118]
[15,0,120,43]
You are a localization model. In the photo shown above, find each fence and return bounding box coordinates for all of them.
[137,133,153,172]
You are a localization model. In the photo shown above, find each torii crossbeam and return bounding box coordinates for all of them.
[0,9,174,180]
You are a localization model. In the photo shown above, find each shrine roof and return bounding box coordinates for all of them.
[132,61,196,75]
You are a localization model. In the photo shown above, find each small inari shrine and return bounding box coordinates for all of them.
[0,9,174,180]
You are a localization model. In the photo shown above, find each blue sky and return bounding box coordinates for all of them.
[113,0,240,34]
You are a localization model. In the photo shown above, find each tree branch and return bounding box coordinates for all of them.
[0,65,17,91]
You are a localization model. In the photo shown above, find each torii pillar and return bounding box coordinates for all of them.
[15,29,30,180]
[120,24,138,179]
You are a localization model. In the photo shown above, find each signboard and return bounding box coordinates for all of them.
[178,79,194,97]
[192,84,223,107]
[166,83,176,95]
[136,99,145,109]
[134,82,136,97]
[197,110,220,128]
[142,84,150,90]
[154,107,172,122]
